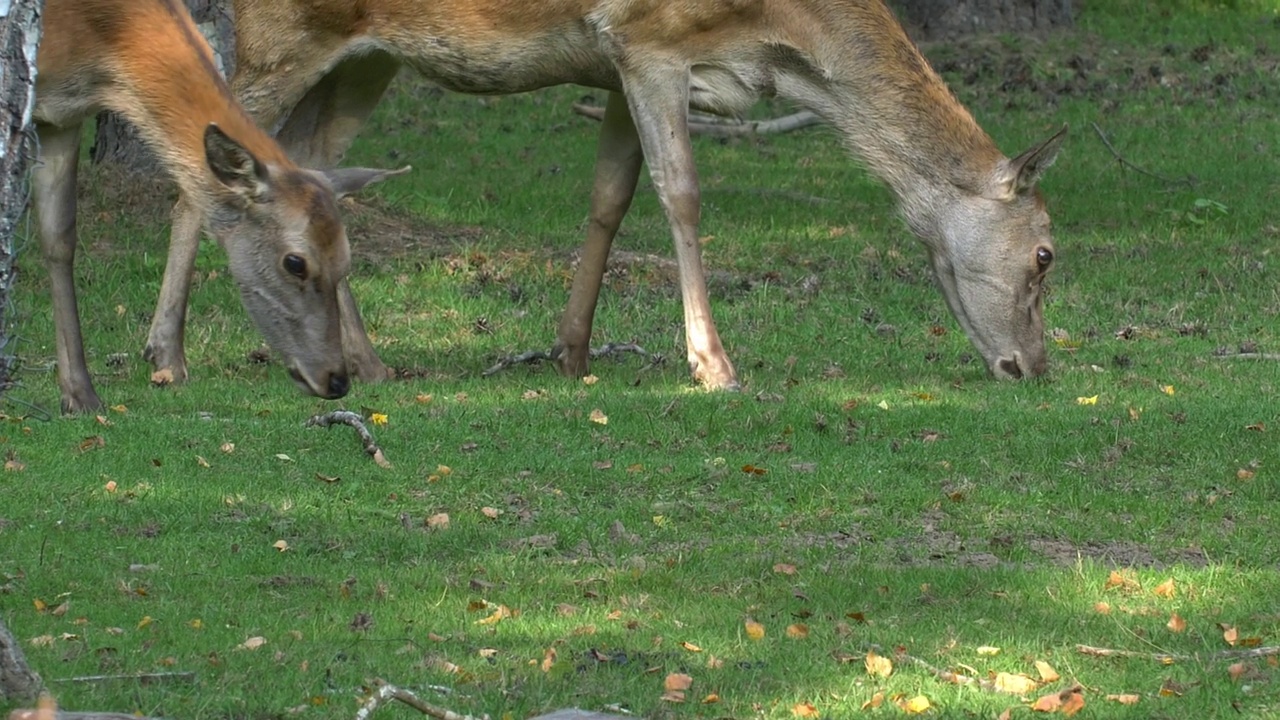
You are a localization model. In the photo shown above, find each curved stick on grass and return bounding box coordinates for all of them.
[305,411,390,468]
[1077,644,1280,661]
[1090,122,1196,188]
[354,681,486,720]
[1213,352,1280,361]
[572,102,819,137]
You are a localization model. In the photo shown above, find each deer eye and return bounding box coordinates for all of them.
[1035,247,1054,269]
[283,254,308,280]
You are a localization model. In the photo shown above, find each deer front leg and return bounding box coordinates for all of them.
[142,192,202,382]
[33,123,102,414]
[621,72,739,390]
[554,91,644,378]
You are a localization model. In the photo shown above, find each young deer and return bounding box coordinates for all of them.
[32,0,401,414]
[155,0,1066,390]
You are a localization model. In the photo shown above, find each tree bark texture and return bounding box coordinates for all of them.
[0,0,44,400]
[90,0,236,169]
[890,0,1073,41]
[0,616,42,703]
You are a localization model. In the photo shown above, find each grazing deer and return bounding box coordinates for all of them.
[32,0,401,414]
[154,0,1066,390]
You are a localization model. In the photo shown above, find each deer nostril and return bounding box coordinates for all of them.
[998,358,1023,379]
[327,372,350,398]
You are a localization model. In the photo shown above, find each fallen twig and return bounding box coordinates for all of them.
[304,410,390,467]
[1213,352,1280,361]
[482,342,661,378]
[355,681,486,720]
[572,103,819,137]
[894,652,1002,693]
[50,672,195,685]
[1091,122,1196,187]
[1076,644,1280,661]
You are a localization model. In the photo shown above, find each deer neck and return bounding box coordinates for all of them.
[104,3,290,203]
[773,5,1004,240]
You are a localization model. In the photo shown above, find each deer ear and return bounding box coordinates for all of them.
[320,165,412,199]
[204,123,271,202]
[995,124,1068,199]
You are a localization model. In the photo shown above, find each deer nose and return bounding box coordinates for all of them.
[327,372,350,399]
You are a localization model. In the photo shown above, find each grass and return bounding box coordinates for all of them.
[4,2,1280,718]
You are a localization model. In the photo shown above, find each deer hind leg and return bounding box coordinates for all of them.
[618,69,739,390]
[553,91,644,378]
[33,123,102,414]
[275,51,403,382]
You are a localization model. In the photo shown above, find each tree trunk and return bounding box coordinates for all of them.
[890,0,1073,41]
[0,616,42,703]
[90,0,236,170]
[0,0,43,401]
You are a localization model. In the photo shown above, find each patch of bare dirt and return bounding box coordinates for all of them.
[1030,538,1208,569]
[340,194,482,267]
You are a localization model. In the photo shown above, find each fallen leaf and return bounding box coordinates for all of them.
[786,623,809,639]
[994,672,1038,695]
[1061,689,1085,716]
[773,563,798,575]
[791,701,819,718]
[1160,385,1175,396]
[1035,660,1060,683]
[976,645,1001,656]
[864,649,892,678]
[195,455,210,468]
[426,513,450,530]
[475,605,511,626]
[1076,395,1098,405]
[540,647,557,672]
[137,616,153,629]
[582,375,599,385]
[744,620,766,641]
[480,507,501,519]
[1158,678,1183,697]
[860,692,884,710]
[219,442,235,454]
[897,695,931,714]
[1031,692,1061,712]
[1166,612,1186,633]
[238,636,267,651]
[28,635,54,648]
[589,408,608,425]
[664,672,692,691]
[1105,693,1140,705]
[150,368,175,386]
[370,413,388,426]
[1228,662,1248,682]
[701,693,720,704]
[1223,626,1239,646]
[272,540,289,552]
[275,453,293,462]
[877,400,890,410]
[680,641,702,652]
[1153,577,1176,598]
[1094,601,1111,614]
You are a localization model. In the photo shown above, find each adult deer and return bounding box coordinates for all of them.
[153,0,1066,390]
[33,0,401,414]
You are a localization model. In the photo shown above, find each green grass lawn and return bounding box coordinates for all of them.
[4,2,1280,718]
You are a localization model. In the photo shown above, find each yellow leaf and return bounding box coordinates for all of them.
[137,616,153,629]
[786,623,809,639]
[1223,626,1239,646]
[994,672,1038,695]
[150,368,174,386]
[110,404,128,413]
[238,636,266,650]
[1166,612,1186,633]
[897,695,931,714]
[1160,385,1175,396]
[415,393,434,404]
[1034,660,1060,683]
[219,442,235,454]
[188,619,203,629]
[1105,693,1140,705]
[582,375,599,385]
[1153,577,1176,598]
[877,400,890,410]
[701,694,720,704]
[195,455,210,468]
[864,649,893,678]
[744,620,766,641]
[1076,395,1098,405]
[860,692,884,710]
[475,605,511,626]
[976,645,1001,656]
[791,701,819,718]
[32,598,46,613]
[681,641,703,652]
[370,413,388,426]
[589,408,608,425]
[28,635,54,648]
[273,540,289,552]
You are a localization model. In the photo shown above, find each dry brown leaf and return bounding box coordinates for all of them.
[1094,601,1112,614]
[1105,569,1139,592]
[680,641,703,653]
[540,647,557,672]
[993,672,1038,695]
[1105,693,1140,705]
[1034,660,1060,683]
[744,620,766,641]
[1223,626,1239,646]
[1153,577,1176,598]
[1228,662,1248,682]
[272,540,289,552]
[773,563,798,575]
[786,623,810,639]
[664,673,692,691]
[791,701,819,718]
[238,636,267,651]
[706,654,724,669]
[864,649,893,678]
[860,692,884,710]
[480,507,501,519]
[150,368,175,386]
[426,513,450,530]
[1158,678,1184,697]
[475,605,511,626]
[1167,612,1187,633]
[589,408,608,425]
[1061,690,1085,716]
[897,695,931,714]
[701,694,720,704]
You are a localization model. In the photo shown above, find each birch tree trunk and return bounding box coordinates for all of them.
[0,0,43,402]
[90,0,236,169]
[890,0,1073,40]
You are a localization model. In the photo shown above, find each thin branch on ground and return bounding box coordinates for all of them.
[1091,122,1196,187]
[893,651,1002,693]
[482,342,660,378]
[50,671,195,685]
[304,410,390,467]
[1213,352,1280,361]
[354,681,487,720]
[1076,644,1280,661]
[571,103,819,137]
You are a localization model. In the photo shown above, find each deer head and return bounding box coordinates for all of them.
[927,125,1067,380]
[201,124,402,399]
